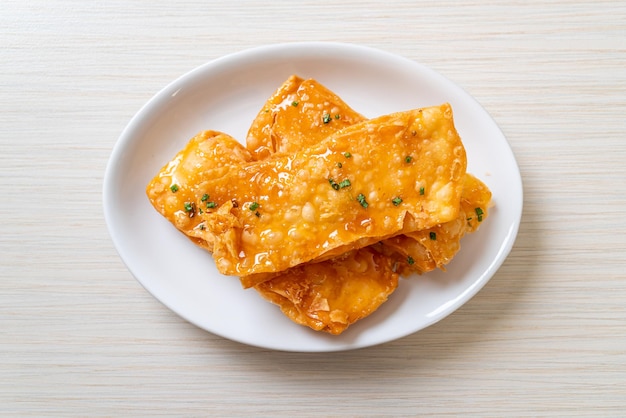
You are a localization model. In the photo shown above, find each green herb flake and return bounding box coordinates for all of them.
[184,202,196,218]
[338,179,351,189]
[206,201,217,209]
[475,207,484,222]
[405,155,413,163]
[337,162,343,168]
[330,178,351,190]
[344,152,352,158]
[323,113,331,124]
[392,197,403,206]
[407,256,415,265]
[199,224,205,230]
[249,201,260,211]
[429,232,437,241]
[201,193,209,202]
[170,184,179,193]
[334,114,340,119]
[356,193,369,208]
[419,187,425,196]
[291,101,299,107]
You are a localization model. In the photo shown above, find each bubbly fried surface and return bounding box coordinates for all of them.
[254,247,399,335]
[381,173,492,275]
[244,77,490,333]
[245,76,402,334]
[246,75,366,159]
[195,105,466,279]
[145,75,491,335]
[145,131,252,251]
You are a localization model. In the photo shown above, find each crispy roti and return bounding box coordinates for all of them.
[246,75,366,159]
[381,173,492,275]
[254,247,398,335]
[195,105,466,278]
[145,76,490,335]
[245,77,489,334]
[146,131,252,252]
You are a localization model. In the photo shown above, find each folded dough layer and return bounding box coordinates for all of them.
[254,247,398,335]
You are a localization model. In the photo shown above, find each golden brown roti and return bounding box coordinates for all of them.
[145,76,490,335]
[246,77,489,334]
[381,173,492,275]
[254,247,398,335]
[246,75,366,159]
[145,131,252,252]
[196,105,466,279]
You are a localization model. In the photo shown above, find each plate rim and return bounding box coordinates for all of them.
[103,41,523,352]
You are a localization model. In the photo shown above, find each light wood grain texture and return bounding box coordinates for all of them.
[1,0,625,416]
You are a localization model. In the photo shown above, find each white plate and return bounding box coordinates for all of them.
[103,42,522,352]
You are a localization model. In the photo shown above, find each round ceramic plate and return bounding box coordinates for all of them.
[103,42,522,352]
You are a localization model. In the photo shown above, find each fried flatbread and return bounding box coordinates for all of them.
[381,173,492,275]
[145,76,489,335]
[195,105,466,279]
[145,131,252,252]
[254,247,398,335]
[246,77,488,334]
[246,77,492,274]
[246,75,366,159]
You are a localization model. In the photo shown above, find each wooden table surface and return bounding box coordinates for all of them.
[2,1,625,416]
